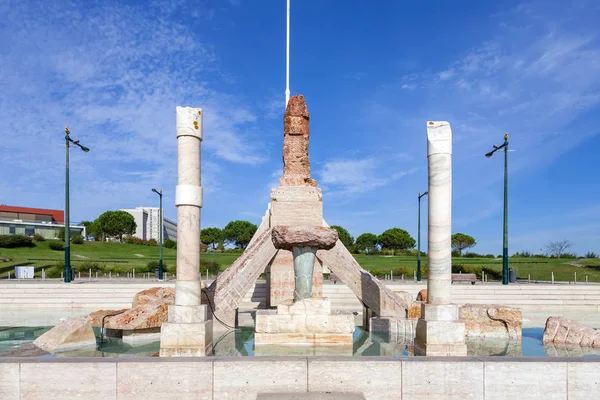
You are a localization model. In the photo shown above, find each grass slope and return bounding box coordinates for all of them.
[1,241,599,282]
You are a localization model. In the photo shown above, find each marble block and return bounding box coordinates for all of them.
[254,332,353,346]
[278,297,331,315]
[255,312,354,334]
[255,297,355,346]
[421,303,459,321]
[168,304,209,323]
[159,304,212,357]
[270,187,323,227]
[370,317,416,342]
[414,319,467,356]
[159,320,213,357]
[122,328,161,345]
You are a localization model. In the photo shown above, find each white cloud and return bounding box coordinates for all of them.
[319,157,416,196]
[0,0,269,221]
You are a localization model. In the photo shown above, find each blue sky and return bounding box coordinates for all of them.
[1,0,599,255]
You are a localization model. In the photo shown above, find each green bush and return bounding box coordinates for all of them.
[452,264,503,280]
[124,236,159,246]
[484,254,495,258]
[164,239,176,249]
[72,262,102,273]
[481,267,503,280]
[49,241,65,251]
[71,235,84,244]
[44,263,64,278]
[585,252,598,259]
[0,234,35,248]
[224,248,244,253]
[369,266,410,278]
[463,252,482,258]
[200,259,221,275]
[33,233,45,242]
[145,260,168,274]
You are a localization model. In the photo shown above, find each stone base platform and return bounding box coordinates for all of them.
[122,327,161,345]
[369,317,416,342]
[159,304,213,357]
[414,303,467,356]
[255,298,354,347]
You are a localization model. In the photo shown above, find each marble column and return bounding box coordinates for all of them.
[159,106,212,357]
[414,121,466,356]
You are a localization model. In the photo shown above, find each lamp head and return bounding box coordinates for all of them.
[152,188,159,194]
[485,151,494,158]
[80,145,90,152]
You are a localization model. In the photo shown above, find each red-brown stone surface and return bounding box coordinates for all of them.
[408,301,424,319]
[280,94,317,187]
[543,316,600,347]
[88,287,174,329]
[416,289,428,302]
[132,287,175,307]
[271,225,338,250]
[89,309,129,327]
[102,302,170,330]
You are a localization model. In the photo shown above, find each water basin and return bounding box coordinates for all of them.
[1,326,599,358]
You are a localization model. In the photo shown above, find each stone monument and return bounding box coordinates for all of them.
[208,95,408,337]
[159,106,212,357]
[254,225,354,347]
[414,121,467,356]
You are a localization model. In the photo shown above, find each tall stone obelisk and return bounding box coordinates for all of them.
[160,107,212,357]
[414,121,467,356]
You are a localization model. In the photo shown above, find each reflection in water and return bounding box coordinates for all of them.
[2,325,600,358]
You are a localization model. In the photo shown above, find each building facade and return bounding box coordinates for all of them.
[0,205,85,239]
[120,207,176,243]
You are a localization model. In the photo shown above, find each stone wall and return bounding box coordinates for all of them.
[2,357,598,399]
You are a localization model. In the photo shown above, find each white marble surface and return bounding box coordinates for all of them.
[213,360,308,400]
[567,362,600,399]
[0,364,19,400]
[426,122,452,305]
[255,312,355,334]
[174,280,202,306]
[20,362,117,399]
[402,360,483,399]
[159,320,213,357]
[427,152,452,304]
[160,105,207,357]
[427,120,452,156]
[484,361,567,400]
[168,304,208,323]
[278,298,331,315]
[421,303,459,321]
[176,106,203,140]
[117,361,212,399]
[308,360,402,400]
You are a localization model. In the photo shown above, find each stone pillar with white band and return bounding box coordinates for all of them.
[159,106,212,357]
[414,121,466,356]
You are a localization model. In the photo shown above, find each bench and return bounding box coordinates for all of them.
[451,273,477,285]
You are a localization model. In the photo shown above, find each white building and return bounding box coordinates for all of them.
[120,207,176,243]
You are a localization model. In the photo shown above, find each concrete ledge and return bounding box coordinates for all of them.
[1,356,599,399]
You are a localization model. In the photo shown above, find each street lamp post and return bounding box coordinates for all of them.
[417,191,428,282]
[485,133,509,285]
[64,127,89,283]
[152,188,163,280]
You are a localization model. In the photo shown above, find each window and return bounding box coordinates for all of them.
[9,225,15,234]
[25,226,35,236]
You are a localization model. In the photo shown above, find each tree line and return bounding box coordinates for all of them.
[80,210,136,242]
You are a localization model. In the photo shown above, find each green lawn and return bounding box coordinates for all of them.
[1,241,599,282]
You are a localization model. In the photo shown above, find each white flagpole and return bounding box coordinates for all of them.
[285,0,290,107]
